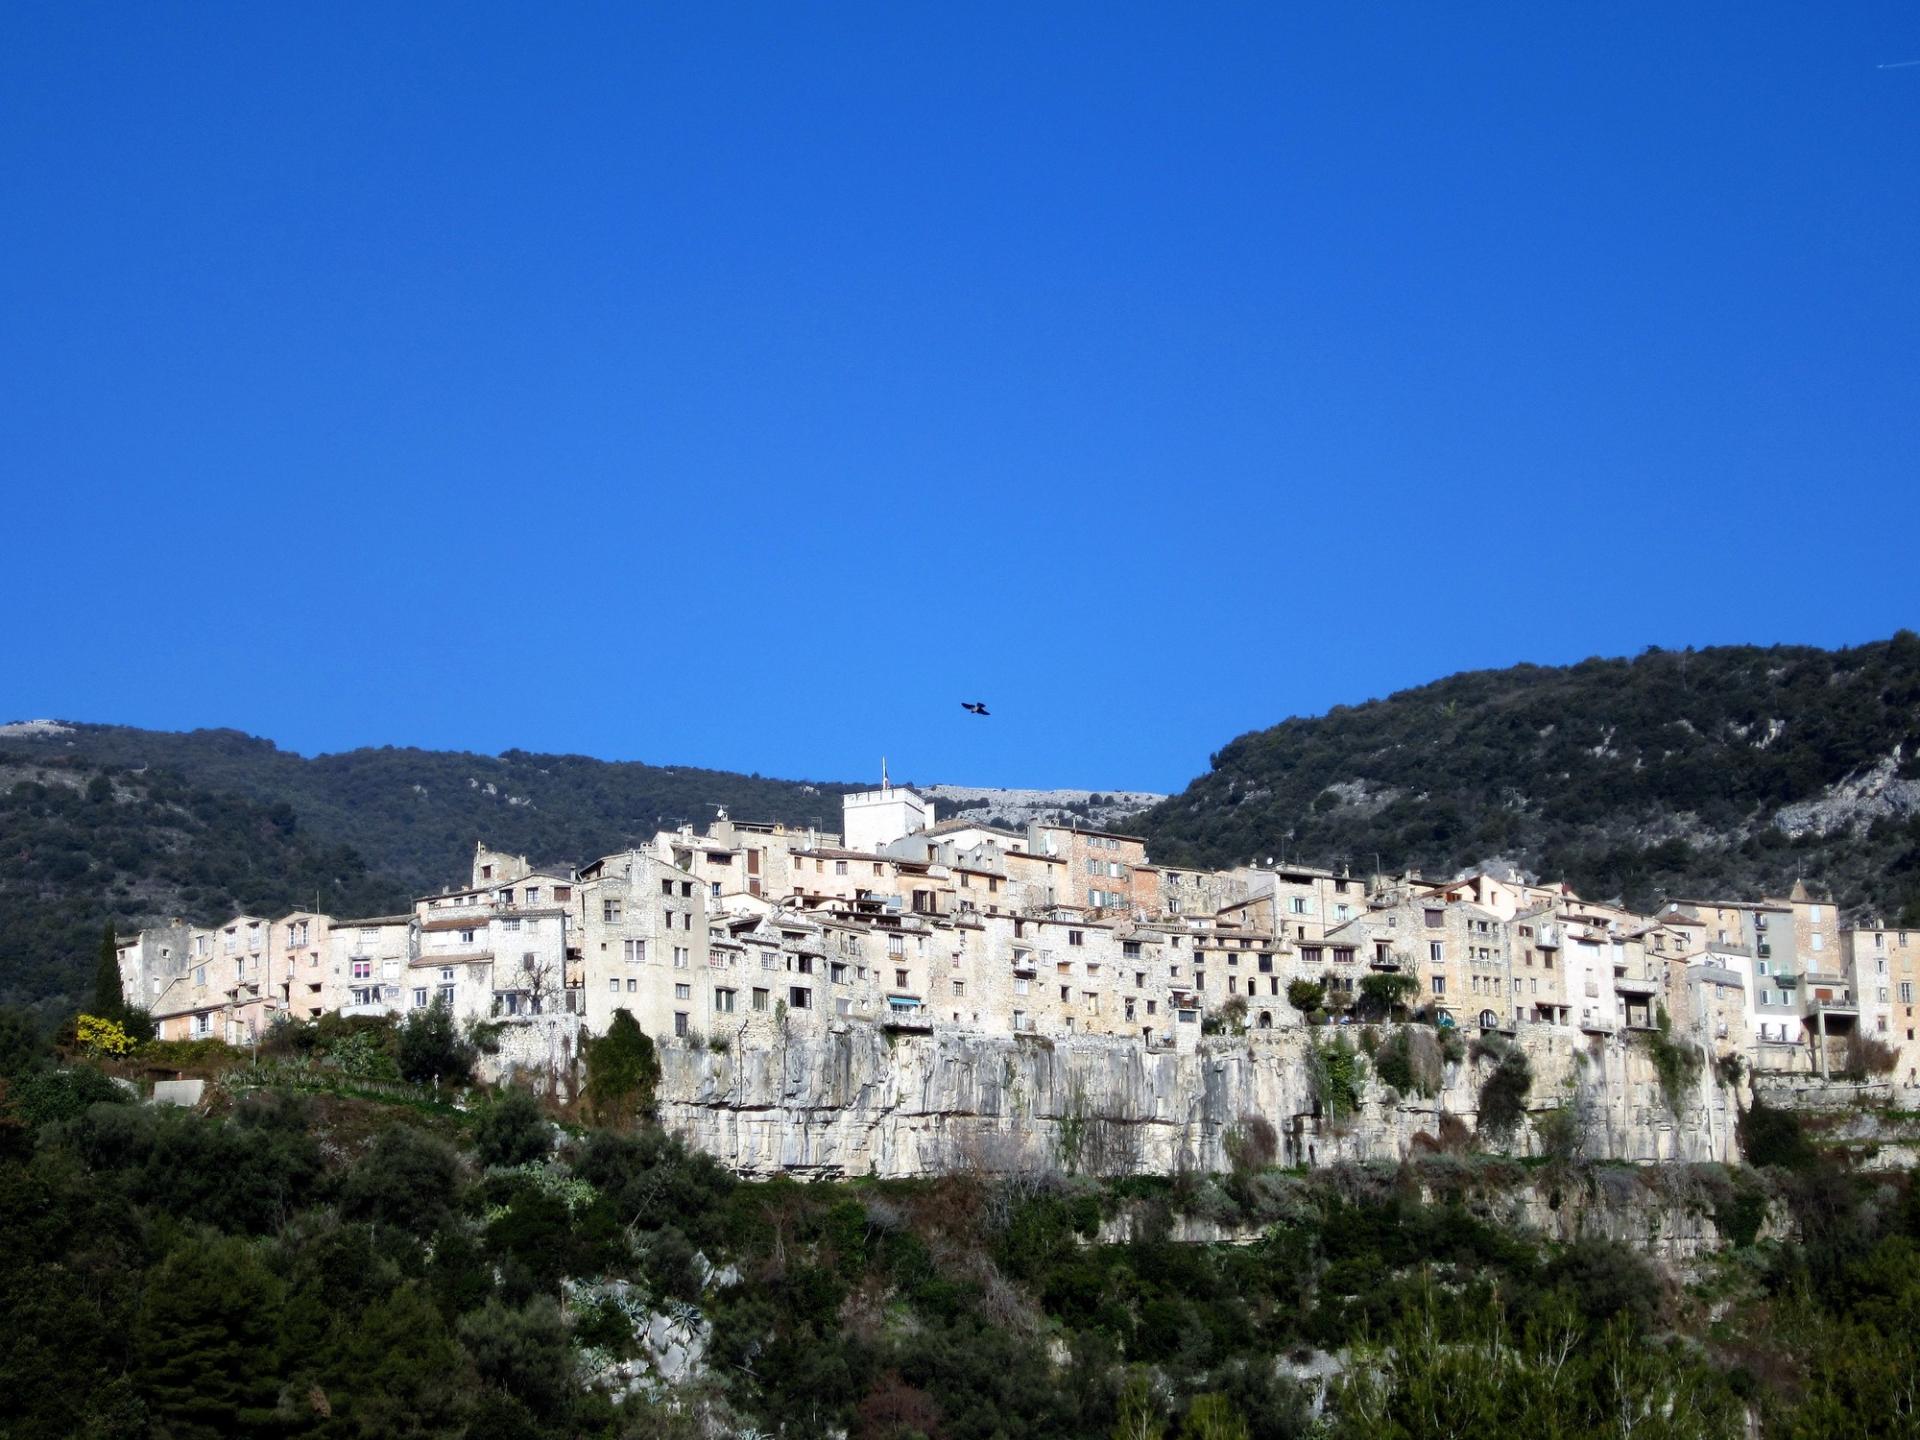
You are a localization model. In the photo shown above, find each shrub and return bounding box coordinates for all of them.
[1473,1037,1531,1143]
[1286,979,1325,1014]
[1305,1034,1364,1124]
[1223,1114,1278,1176]
[340,1125,463,1236]
[1373,1027,1443,1099]
[1841,1032,1897,1081]
[75,1013,135,1058]
[473,1087,550,1169]
[396,1003,476,1085]
[1739,1095,1818,1171]
[1355,973,1417,1021]
[583,1009,660,1127]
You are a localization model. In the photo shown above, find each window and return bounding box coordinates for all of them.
[627,978,638,992]
[674,983,691,1000]
[835,860,849,876]
[624,939,646,963]
[608,978,620,993]
[195,1013,212,1037]
[674,1012,689,1037]
[789,986,812,1010]
[438,985,456,1006]
[752,988,769,1011]
[602,899,622,923]
[895,969,909,988]
[674,947,689,968]
[952,979,965,997]
[830,961,848,983]
[352,960,372,980]
[715,988,736,1012]
[459,929,476,946]
[662,879,674,896]
[1068,930,1084,947]
[1429,942,1444,963]
[1123,941,1142,959]
[1431,975,1446,995]
[1901,983,1914,1004]
[503,917,521,932]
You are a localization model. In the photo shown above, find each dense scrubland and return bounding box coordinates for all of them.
[1135,635,1920,922]
[3,1005,1918,1440]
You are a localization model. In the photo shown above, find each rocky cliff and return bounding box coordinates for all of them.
[653,1025,1745,1179]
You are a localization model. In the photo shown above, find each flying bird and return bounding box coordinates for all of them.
[961,701,990,716]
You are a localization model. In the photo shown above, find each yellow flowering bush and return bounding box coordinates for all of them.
[76,1013,136,1058]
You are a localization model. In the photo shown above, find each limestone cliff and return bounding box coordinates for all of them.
[651,1025,1744,1179]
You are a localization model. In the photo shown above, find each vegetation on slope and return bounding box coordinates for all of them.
[1134,634,1920,921]
[4,1008,1918,1438]
[1,723,864,896]
[0,755,411,1023]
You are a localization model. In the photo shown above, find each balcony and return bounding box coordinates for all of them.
[1614,974,1661,997]
[1369,953,1405,971]
[1803,969,1846,987]
[1578,1015,1616,1036]
[1535,924,1561,948]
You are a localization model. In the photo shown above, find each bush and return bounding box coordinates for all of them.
[1372,1027,1442,1099]
[474,1087,551,1168]
[396,1003,475,1085]
[1355,973,1417,1022]
[1305,1035,1364,1123]
[1739,1095,1818,1171]
[340,1125,463,1236]
[75,1013,135,1058]
[583,1009,661,1126]
[1286,979,1325,1014]
[1473,1038,1531,1143]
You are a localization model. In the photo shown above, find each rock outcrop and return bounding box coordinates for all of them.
[654,1024,1744,1179]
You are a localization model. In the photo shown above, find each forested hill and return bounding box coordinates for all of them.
[1131,634,1920,923]
[0,723,862,897]
[0,753,413,1022]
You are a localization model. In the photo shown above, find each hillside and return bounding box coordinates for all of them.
[0,722,866,897]
[1132,634,1920,923]
[0,753,412,1021]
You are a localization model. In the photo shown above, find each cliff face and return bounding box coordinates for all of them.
[654,1025,1743,1179]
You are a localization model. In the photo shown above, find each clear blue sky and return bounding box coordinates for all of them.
[3,5,1916,793]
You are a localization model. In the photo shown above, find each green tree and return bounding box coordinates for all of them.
[583,1008,661,1127]
[396,1001,475,1085]
[340,1125,462,1237]
[133,1235,285,1438]
[472,1085,550,1168]
[1112,1370,1165,1440]
[1179,1393,1250,1440]
[90,922,123,1021]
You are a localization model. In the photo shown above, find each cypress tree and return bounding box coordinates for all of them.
[90,922,124,1020]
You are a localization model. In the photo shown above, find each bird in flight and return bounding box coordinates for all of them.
[961,701,990,716]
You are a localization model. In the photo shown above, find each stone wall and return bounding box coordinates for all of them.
[650,1022,1749,1179]
[481,1013,583,1103]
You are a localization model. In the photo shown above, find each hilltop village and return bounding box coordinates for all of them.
[117,773,1920,1089]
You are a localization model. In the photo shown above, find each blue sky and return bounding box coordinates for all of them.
[2,4,1916,793]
